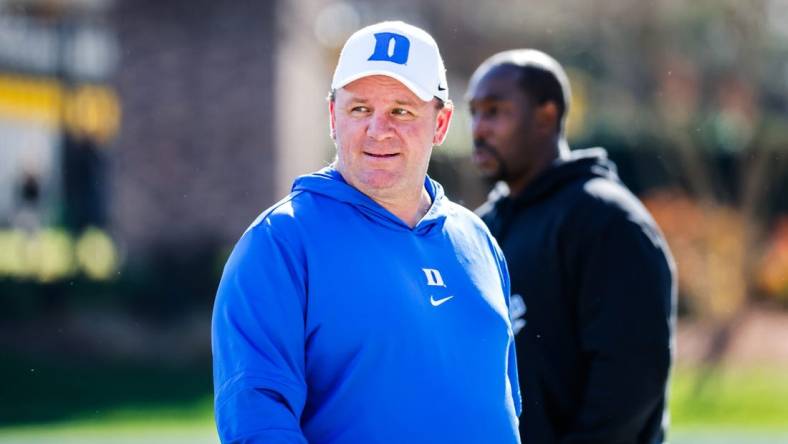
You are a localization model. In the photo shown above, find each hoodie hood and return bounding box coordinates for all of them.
[489,147,619,207]
[291,166,449,235]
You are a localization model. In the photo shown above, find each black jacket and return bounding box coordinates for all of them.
[478,148,676,444]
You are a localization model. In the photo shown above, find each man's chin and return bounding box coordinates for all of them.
[473,166,503,185]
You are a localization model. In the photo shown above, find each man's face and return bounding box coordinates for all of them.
[467,65,539,183]
[330,75,453,199]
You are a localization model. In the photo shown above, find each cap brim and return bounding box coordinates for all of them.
[333,70,436,102]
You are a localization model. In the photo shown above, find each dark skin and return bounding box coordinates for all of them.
[467,64,564,198]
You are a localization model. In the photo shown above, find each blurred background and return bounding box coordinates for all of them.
[1,0,787,442]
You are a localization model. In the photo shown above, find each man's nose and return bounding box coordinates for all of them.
[367,112,394,140]
[471,114,488,141]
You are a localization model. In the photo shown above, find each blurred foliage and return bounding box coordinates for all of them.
[645,191,788,316]
[644,192,748,318]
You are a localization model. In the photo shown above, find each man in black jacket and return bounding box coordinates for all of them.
[467,49,676,444]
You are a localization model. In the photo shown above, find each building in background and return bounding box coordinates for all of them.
[0,0,120,281]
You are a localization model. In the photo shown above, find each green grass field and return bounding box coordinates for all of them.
[670,365,788,429]
[1,356,787,443]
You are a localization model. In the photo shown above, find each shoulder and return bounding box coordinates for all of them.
[570,176,654,229]
[222,192,314,280]
[446,200,494,236]
[567,177,669,255]
[245,189,326,236]
[235,191,318,257]
[444,200,506,259]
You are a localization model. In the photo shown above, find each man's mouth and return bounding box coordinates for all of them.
[472,149,494,164]
[364,152,399,158]
[472,143,494,159]
[473,140,495,153]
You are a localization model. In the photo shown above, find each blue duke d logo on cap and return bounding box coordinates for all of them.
[368,32,410,65]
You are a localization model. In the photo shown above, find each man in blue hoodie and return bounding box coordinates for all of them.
[467,49,676,444]
[212,21,521,443]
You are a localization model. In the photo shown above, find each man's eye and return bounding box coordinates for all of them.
[351,106,370,113]
[470,104,497,119]
[392,108,413,117]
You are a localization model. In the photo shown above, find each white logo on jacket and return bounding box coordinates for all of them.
[429,295,454,306]
[422,268,446,287]
[510,293,526,334]
[423,268,453,307]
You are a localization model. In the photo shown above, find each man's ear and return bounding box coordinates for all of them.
[433,101,454,146]
[328,100,336,139]
[535,101,559,134]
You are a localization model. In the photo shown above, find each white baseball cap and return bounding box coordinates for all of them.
[331,21,449,102]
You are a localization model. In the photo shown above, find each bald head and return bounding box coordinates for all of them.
[468,49,571,134]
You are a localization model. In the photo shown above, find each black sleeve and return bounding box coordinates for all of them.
[561,207,675,444]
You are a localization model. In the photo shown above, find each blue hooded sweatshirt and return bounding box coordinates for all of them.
[212,167,521,443]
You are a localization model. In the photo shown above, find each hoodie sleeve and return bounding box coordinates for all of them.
[561,203,675,444]
[211,217,309,444]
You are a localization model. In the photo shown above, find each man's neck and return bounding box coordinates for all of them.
[369,185,432,228]
[507,138,569,199]
[335,165,432,228]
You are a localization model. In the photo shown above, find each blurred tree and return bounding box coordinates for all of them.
[645,5,788,372]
